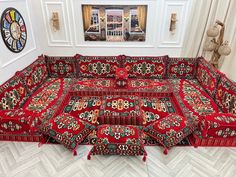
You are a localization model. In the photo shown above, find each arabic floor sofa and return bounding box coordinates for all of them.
[0,54,235,159]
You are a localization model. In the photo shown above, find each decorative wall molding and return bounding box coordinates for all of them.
[158,0,189,48]
[41,0,72,46]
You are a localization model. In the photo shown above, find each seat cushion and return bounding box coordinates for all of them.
[21,55,48,94]
[63,96,101,125]
[169,79,219,116]
[141,96,182,126]
[0,74,28,110]
[200,113,236,138]
[196,57,220,98]
[45,55,77,78]
[0,109,41,134]
[41,113,95,153]
[123,55,168,79]
[88,124,146,157]
[144,113,195,152]
[23,78,74,121]
[215,75,236,114]
[76,54,120,78]
[167,57,198,79]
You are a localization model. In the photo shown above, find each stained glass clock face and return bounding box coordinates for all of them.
[1,8,27,53]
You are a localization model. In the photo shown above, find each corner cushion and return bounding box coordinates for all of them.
[45,55,77,78]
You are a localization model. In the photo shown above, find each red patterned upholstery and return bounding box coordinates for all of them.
[76,54,120,78]
[144,113,196,154]
[169,79,219,116]
[123,55,168,79]
[23,78,74,121]
[196,57,221,98]
[215,75,236,114]
[0,109,41,134]
[200,113,236,138]
[167,57,198,79]
[63,96,101,125]
[21,55,48,94]
[88,125,147,159]
[41,113,95,154]
[0,74,28,110]
[45,55,77,78]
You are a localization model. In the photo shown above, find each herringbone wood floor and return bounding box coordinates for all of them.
[0,142,235,177]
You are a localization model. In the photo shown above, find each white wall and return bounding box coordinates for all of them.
[33,0,192,57]
[0,0,42,84]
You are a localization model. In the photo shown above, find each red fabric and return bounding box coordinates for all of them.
[0,74,28,110]
[167,57,197,79]
[178,79,219,116]
[23,78,73,121]
[76,55,120,78]
[97,124,140,144]
[21,55,48,93]
[0,109,41,134]
[196,57,220,98]
[89,124,147,157]
[45,55,77,78]
[144,113,195,149]
[115,68,128,79]
[123,55,168,78]
[215,74,236,114]
[63,96,101,125]
[200,113,236,138]
[41,113,95,151]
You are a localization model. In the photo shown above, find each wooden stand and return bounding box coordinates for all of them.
[209,20,225,68]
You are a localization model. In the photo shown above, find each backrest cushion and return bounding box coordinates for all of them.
[167,57,198,79]
[0,74,28,110]
[196,57,220,98]
[215,75,236,114]
[21,55,48,94]
[76,54,120,78]
[123,55,168,79]
[45,55,77,78]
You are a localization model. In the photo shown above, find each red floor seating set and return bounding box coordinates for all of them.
[0,54,235,160]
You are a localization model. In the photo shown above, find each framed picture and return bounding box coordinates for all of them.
[82,5,147,42]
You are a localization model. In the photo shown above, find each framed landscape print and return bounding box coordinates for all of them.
[0,7,27,53]
[82,5,147,42]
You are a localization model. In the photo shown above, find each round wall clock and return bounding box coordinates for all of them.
[1,7,27,53]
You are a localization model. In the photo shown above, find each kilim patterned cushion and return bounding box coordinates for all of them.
[41,113,95,154]
[21,55,48,94]
[200,113,236,138]
[215,75,236,114]
[167,57,198,79]
[88,125,147,161]
[0,74,28,110]
[23,78,74,121]
[76,54,120,78]
[144,113,195,154]
[196,57,221,98]
[45,55,77,78]
[170,79,219,116]
[0,109,41,134]
[63,96,102,125]
[141,97,182,126]
[123,55,168,79]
